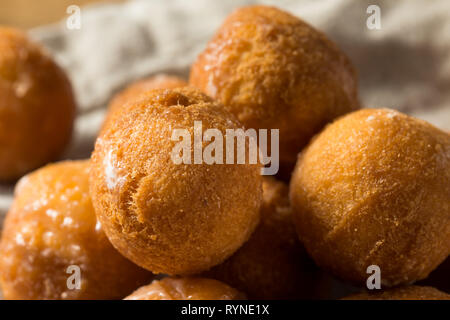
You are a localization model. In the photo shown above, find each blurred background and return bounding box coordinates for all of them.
[0,0,123,29]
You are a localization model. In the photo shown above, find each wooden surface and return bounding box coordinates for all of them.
[0,0,123,29]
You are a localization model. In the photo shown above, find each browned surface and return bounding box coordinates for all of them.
[125,277,245,300]
[205,177,321,299]
[290,108,450,287]
[0,160,153,299]
[90,87,262,275]
[190,5,359,175]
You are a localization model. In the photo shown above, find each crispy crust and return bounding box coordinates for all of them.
[190,5,359,174]
[90,87,262,275]
[0,160,152,299]
[290,108,450,286]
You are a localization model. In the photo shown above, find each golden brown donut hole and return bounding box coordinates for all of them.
[290,108,450,287]
[0,27,76,181]
[90,87,262,275]
[0,160,152,299]
[190,5,359,176]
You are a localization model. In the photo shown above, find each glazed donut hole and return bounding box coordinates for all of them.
[0,27,76,181]
[0,160,152,300]
[125,277,246,300]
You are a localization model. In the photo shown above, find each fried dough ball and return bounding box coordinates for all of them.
[0,160,153,300]
[125,277,245,300]
[343,286,450,300]
[104,74,187,126]
[290,108,450,287]
[90,87,262,275]
[0,27,76,181]
[205,177,319,299]
[190,5,359,176]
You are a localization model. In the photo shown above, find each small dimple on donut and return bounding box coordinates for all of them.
[103,74,187,128]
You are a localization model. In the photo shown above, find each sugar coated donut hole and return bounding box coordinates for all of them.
[0,160,153,300]
[190,5,359,177]
[205,177,321,299]
[0,27,76,181]
[289,108,450,287]
[90,87,262,275]
[125,277,245,300]
[343,286,450,300]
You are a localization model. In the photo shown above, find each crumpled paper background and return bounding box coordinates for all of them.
[1,0,449,231]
